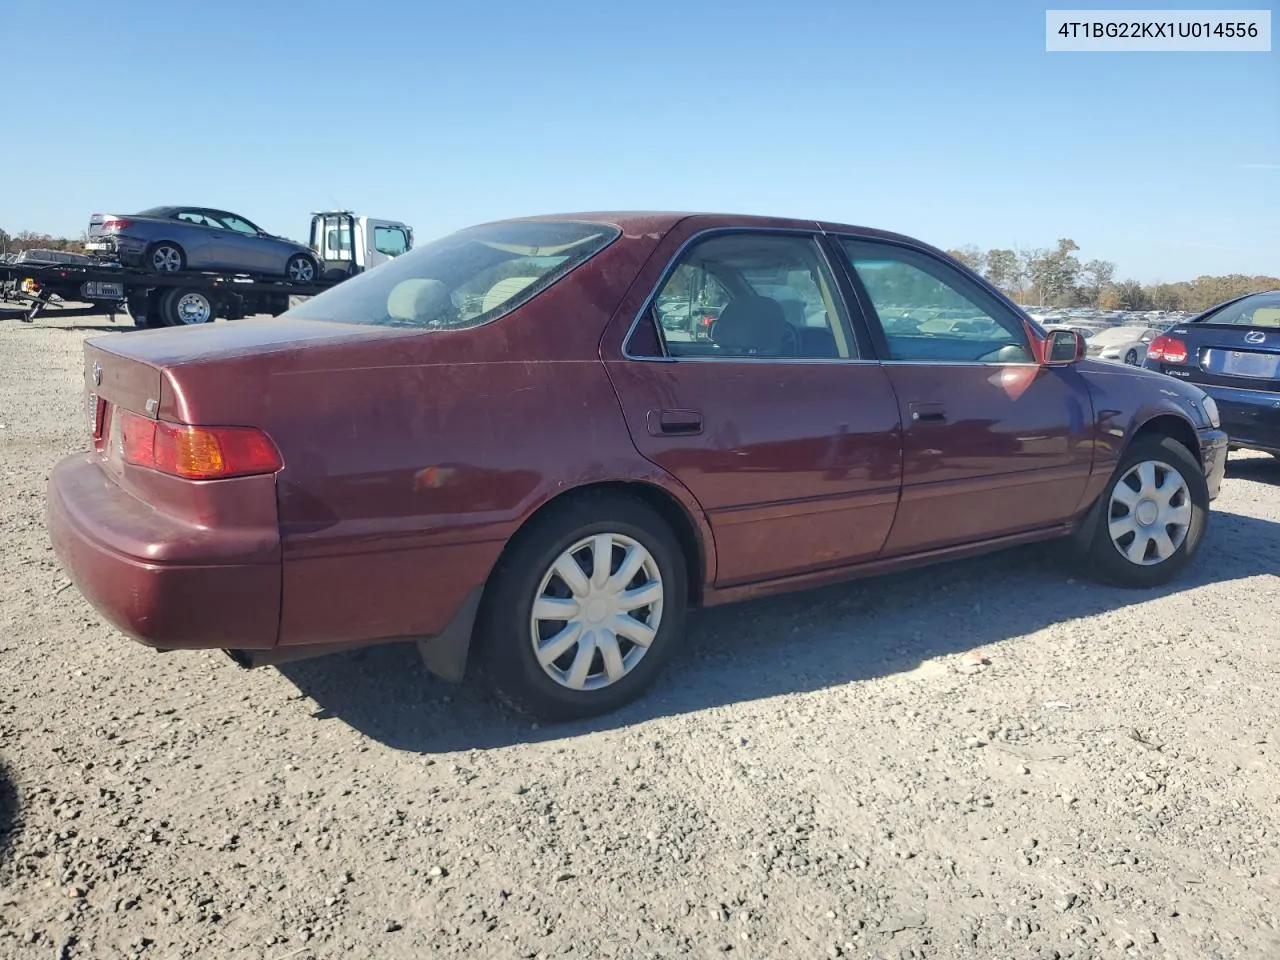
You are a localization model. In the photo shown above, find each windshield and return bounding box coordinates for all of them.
[285,219,620,329]
[1199,292,1280,328]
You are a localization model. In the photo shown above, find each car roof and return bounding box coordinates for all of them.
[493,211,941,249]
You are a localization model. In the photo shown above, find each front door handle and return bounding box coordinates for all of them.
[647,408,704,436]
[909,401,947,424]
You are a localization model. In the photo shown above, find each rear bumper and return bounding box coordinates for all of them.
[47,453,280,650]
[1202,384,1280,455]
[111,236,148,268]
[1199,427,1229,500]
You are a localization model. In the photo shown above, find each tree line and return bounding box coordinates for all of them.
[945,239,1278,314]
[0,228,88,257]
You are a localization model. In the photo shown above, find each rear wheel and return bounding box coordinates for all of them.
[1079,434,1208,588]
[160,288,216,326]
[473,493,689,722]
[146,242,185,274]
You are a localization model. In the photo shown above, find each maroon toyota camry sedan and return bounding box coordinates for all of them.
[47,213,1228,720]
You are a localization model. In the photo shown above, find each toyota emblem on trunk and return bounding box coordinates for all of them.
[1244,330,1266,345]
[91,362,102,386]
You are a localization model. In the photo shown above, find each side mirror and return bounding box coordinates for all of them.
[1044,329,1086,365]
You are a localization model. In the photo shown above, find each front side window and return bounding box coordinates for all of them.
[839,239,1033,363]
[373,226,409,257]
[285,219,620,329]
[641,232,854,360]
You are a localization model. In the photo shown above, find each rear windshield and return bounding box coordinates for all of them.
[1199,292,1280,327]
[285,219,620,329]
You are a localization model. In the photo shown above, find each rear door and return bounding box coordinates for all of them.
[602,224,903,587]
[1149,292,1280,451]
[830,235,1095,557]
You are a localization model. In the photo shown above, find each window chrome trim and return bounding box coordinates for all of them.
[620,225,876,365]
[879,360,1043,367]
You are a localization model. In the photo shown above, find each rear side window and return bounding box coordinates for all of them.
[286,220,620,329]
[1199,293,1280,327]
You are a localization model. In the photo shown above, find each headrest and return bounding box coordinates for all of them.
[387,278,451,324]
[711,296,791,355]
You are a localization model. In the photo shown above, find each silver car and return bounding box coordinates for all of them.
[1085,324,1158,365]
[86,206,321,281]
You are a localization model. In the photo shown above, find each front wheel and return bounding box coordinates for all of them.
[1124,349,1138,365]
[1080,434,1208,588]
[285,254,319,283]
[473,493,689,722]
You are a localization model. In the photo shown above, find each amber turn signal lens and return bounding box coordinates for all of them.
[116,409,281,480]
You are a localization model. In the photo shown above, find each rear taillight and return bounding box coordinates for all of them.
[102,218,132,232]
[1148,335,1188,364]
[116,410,282,480]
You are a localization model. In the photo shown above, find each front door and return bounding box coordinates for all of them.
[832,236,1095,557]
[604,227,903,587]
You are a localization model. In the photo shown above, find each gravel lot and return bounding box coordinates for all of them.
[2,309,1279,960]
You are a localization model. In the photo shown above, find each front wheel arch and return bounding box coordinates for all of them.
[1069,412,1202,555]
[1129,413,1201,468]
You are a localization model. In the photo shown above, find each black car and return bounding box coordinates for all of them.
[1144,290,1280,456]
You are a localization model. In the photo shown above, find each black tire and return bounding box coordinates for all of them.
[159,287,215,326]
[473,492,689,722]
[1079,434,1208,588]
[145,242,186,274]
[285,254,319,283]
[1124,349,1138,365]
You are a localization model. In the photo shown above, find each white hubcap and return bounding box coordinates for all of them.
[530,533,664,692]
[1108,460,1192,565]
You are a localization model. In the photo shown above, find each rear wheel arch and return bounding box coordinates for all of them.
[491,480,709,609]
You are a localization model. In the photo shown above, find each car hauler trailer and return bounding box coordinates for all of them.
[1,210,412,326]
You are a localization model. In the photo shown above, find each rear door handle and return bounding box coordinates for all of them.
[909,401,947,424]
[647,408,704,436]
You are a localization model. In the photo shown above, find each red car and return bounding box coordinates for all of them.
[47,213,1228,720]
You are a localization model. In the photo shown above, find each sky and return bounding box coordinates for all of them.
[1,0,1276,283]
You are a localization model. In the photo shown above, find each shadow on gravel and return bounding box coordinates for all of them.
[0,757,18,869]
[278,508,1280,754]
[1227,456,1280,485]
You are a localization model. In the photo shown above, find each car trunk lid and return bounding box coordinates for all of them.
[1158,319,1280,390]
